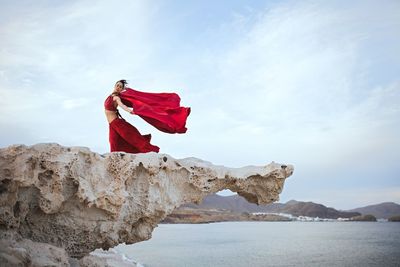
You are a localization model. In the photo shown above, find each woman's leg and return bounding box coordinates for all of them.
[109,123,121,152]
[109,123,141,153]
[110,118,159,153]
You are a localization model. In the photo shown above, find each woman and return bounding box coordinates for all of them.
[105,79,191,153]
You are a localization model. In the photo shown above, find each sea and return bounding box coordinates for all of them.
[115,221,400,267]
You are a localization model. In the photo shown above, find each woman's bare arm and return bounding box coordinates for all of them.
[113,96,134,113]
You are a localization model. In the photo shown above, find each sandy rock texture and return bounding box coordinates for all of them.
[0,232,69,266]
[0,143,293,261]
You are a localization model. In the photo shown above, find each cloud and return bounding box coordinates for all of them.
[62,98,91,110]
[194,1,400,163]
[0,0,161,150]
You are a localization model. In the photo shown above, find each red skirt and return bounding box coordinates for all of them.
[109,118,160,153]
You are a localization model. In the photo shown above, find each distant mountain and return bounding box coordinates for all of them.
[347,202,400,219]
[277,200,360,219]
[182,193,284,213]
[180,194,359,219]
[161,207,291,224]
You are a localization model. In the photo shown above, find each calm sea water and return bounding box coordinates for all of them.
[115,222,400,267]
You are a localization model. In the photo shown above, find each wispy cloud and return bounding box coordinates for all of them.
[62,98,91,109]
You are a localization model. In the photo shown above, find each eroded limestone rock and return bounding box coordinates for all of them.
[0,143,293,259]
[0,232,69,266]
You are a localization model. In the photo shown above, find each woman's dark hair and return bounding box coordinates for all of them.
[116,79,128,88]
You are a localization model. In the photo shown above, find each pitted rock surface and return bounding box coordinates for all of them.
[0,143,293,259]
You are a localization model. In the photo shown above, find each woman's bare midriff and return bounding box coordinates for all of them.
[105,109,118,124]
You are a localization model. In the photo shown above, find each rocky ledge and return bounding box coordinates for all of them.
[0,143,293,266]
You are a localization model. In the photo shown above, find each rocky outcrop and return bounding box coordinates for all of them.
[79,249,138,267]
[350,214,377,221]
[388,215,400,222]
[0,143,293,261]
[0,232,70,266]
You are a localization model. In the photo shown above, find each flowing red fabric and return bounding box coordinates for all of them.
[109,117,159,153]
[119,88,191,134]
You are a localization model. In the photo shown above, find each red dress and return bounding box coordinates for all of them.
[105,88,191,154]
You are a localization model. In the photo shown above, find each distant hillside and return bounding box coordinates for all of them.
[347,202,400,219]
[180,194,359,219]
[161,207,291,224]
[278,200,360,219]
[182,193,284,213]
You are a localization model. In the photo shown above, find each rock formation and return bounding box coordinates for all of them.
[350,214,377,222]
[0,143,293,264]
[388,215,400,222]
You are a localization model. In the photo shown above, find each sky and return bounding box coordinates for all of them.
[1,0,399,209]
